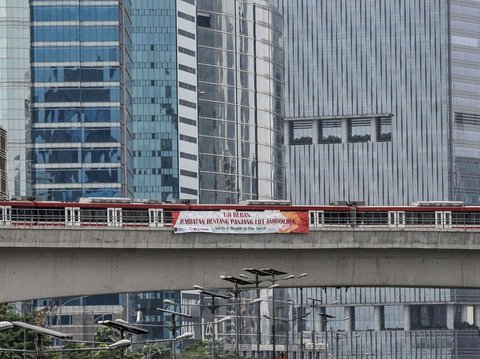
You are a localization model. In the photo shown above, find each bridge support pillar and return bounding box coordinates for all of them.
[345,306,354,332]
[374,306,384,331]
[447,304,455,330]
[403,305,411,331]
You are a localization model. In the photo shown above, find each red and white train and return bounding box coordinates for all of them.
[0,198,479,229]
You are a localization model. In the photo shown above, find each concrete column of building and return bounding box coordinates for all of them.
[447,304,455,330]
[374,306,383,331]
[312,119,319,144]
[341,119,348,143]
[370,117,378,142]
[474,305,480,327]
[345,306,354,332]
[403,305,411,331]
[284,121,290,145]
[460,305,468,324]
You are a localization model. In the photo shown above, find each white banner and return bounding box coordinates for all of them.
[173,211,309,234]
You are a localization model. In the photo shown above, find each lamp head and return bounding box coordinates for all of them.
[163,299,176,306]
[108,339,132,350]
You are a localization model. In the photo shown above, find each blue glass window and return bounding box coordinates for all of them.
[32,128,120,143]
[33,88,120,103]
[32,67,120,82]
[34,148,120,164]
[33,108,120,123]
[32,26,119,42]
[82,148,120,163]
[41,189,122,202]
[34,149,79,163]
[32,6,118,22]
[32,46,119,62]
[34,168,120,184]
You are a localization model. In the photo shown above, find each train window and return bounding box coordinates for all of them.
[65,207,81,226]
[80,208,107,225]
[406,212,435,226]
[148,209,164,227]
[0,206,11,224]
[308,211,324,228]
[107,208,122,227]
[123,208,149,225]
[357,212,388,225]
[324,211,350,225]
[37,208,65,224]
[11,207,36,223]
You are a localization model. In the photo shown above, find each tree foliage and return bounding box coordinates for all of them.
[0,304,52,359]
[177,341,254,359]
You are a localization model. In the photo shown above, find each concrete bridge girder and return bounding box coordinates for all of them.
[0,227,479,302]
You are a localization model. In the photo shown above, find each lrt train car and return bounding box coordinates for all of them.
[0,198,478,229]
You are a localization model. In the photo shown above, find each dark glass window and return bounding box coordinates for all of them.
[33,88,120,103]
[32,108,120,123]
[348,119,371,143]
[290,121,312,145]
[320,120,342,144]
[32,128,120,143]
[197,14,211,27]
[32,67,120,83]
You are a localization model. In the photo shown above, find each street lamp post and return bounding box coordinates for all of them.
[157,307,192,359]
[194,286,230,359]
[242,268,273,358]
[98,319,148,359]
[220,275,254,359]
[299,288,305,359]
[263,312,309,359]
[57,295,88,333]
[306,297,328,359]
[320,315,349,359]
[241,269,306,359]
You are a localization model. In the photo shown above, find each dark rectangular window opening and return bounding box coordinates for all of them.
[197,14,211,28]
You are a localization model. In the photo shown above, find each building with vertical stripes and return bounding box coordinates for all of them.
[275,0,480,206]
[270,1,480,358]
[132,0,199,202]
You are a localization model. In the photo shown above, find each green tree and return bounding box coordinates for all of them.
[142,342,171,359]
[0,304,52,359]
[177,341,253,359]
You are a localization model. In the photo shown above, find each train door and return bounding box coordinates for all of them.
[309,210,324,228]
[107,208,122,227]
[0,206,11,225]
[65,207,80,226]
[148,209,164,227]
[435,211,452,228]
[388,211,405,228]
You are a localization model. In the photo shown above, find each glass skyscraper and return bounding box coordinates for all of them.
[0,0,31,197]
[276,0,480,206]
[132,0,199,202]
[196,0,285,203]
[30,1,133,201]
[270,0,480,358]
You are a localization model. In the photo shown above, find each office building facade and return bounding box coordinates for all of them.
[0,0,133,201]
[30,0,133,201]
[276,0,480,206]
[132,0,198,202]
[270,0,480,358]
[196,0,285,203]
